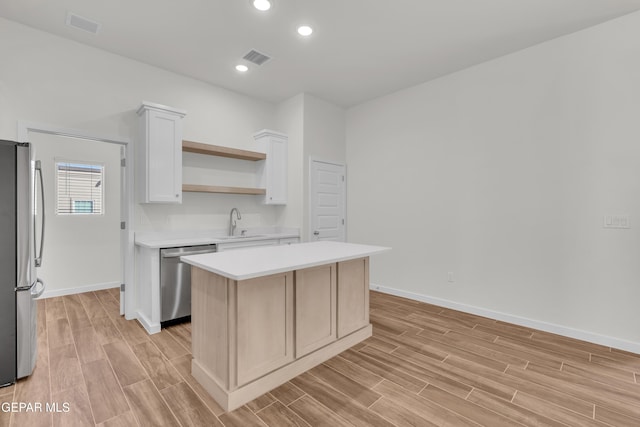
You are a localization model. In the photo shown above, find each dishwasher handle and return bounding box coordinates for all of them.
[161,247,217,258]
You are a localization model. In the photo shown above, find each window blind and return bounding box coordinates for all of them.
[56,162,104,215]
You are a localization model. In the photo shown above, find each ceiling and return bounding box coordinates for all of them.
[2,0,640,107]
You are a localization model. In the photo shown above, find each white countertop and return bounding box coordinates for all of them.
[135,228,299,249]
[181,241,391,280]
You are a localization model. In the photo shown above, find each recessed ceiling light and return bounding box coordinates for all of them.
[297,25,313,37]
[252,0,272,11]
[235,64,249,72]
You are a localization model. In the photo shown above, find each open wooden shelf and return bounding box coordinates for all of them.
[182,140,266,161]
[182,184,266,195]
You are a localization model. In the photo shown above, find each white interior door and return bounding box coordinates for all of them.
[310,160,346,242]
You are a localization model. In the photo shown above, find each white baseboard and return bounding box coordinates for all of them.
[39,281,121,299]
[136,311,161,335]
[370,283,640,355]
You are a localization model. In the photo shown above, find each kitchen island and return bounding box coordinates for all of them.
[181,241,390,411]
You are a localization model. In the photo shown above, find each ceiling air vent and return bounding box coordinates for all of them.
[66,12,101,34]
[243,50,271,66]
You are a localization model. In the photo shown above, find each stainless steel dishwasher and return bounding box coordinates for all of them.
[160,244,217,326]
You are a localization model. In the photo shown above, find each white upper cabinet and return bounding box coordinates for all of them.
[137,101,186,203]
[254,130,288,205]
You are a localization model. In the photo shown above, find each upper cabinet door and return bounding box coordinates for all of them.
[254,130,288,205]
[137,102,186,203]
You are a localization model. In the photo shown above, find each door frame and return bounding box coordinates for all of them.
[18,121,135,319]
[308,158,347,242]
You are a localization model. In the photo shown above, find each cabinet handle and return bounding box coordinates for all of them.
[176,194,179,198]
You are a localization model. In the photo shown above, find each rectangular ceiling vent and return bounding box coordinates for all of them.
[243,50,271,66]
[66,12,101,35]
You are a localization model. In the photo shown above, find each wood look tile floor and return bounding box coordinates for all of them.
[2,289,640,426]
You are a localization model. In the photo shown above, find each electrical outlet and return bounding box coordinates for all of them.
[447,272,454,283]
[604,214,630,229]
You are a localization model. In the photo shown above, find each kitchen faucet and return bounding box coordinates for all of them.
[229,208,241,236]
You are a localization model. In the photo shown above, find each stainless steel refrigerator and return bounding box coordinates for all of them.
[0,140,45,386]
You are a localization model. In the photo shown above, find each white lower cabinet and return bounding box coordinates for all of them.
[217,237,299,252]
[216,239,278,252]
[134,245,162,333]
[279,237,299,245]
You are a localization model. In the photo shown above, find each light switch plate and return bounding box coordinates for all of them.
[603,214,630,229]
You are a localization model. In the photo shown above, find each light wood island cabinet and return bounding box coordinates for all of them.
[295,263,337,357]
[338,257,370,337]
[182,241,389,411]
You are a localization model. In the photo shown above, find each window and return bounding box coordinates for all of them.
[56,161,104,215]
[73,200,94,213]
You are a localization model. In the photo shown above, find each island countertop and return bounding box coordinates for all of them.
[181,240,390,281]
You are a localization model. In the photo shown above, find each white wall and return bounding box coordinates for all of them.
[303,94,346,164]
[346,11,640,351]
[30,133,122,295]
[275,93,346,241]
[0,17,294,237]
[302,94,347,240]
[276,94,305,233]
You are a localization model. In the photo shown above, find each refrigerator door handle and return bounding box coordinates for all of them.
[34,160,45,267]
[31,278,45,299]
